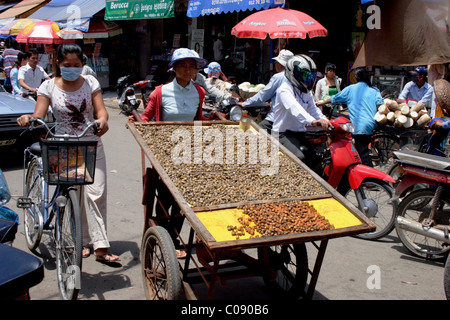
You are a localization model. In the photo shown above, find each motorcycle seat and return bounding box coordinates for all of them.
[133,80,151,89]
[394,149,450,172]
[0,244,44,299]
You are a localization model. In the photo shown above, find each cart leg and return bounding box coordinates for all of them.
[182,228,195,279]
[142,167,158,235]
[206,257,221,300]
[306,239,328,300]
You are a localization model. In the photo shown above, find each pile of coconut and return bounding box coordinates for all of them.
[374,99,431,128]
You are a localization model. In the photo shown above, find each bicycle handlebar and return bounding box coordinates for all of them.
[29,117,98,140]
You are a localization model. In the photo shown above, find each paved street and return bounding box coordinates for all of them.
[1,91,447,302]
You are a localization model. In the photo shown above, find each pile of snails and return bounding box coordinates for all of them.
[136,123,328,208]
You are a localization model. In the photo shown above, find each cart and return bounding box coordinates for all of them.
[127,120,376,300]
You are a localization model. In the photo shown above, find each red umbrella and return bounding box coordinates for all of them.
[231,7,327,40]
[16,20,72,44]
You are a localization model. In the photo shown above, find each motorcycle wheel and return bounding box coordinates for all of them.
[395,188,450,260]
[342,178,395,240]
[444,253,450,300]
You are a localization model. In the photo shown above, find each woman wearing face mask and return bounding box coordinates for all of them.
[17,43,119,264]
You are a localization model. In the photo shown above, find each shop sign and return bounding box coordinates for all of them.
[187,0,285,17]
[105,0,175,20]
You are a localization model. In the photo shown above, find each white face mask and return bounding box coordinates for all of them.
[60,67,82,81]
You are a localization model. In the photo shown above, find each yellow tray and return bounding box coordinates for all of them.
[196,198,363,242]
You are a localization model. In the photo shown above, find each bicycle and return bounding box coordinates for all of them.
[17,118,98,300]
[370,124,430,172]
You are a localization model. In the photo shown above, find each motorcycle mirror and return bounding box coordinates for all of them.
[230,106,243,122]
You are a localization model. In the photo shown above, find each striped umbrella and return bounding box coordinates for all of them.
[0,18,42,36]
[16,20,73,44]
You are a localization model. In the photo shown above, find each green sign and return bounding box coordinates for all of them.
[105,0,174,21]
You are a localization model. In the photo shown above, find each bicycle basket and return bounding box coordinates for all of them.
[40,139,97,185]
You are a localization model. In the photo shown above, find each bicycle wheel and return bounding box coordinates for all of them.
[343,179,395,240]
[55,188,82,300]
[23,157,44,252]
[395,188,450,260]
[141,226,182,300]
[257,243,308,300]
[370,134,399,170]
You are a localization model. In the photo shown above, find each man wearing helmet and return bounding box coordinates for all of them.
[398,66,434,104]
[273,54,330,168]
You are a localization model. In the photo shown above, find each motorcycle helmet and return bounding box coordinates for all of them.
[285,54,317,93]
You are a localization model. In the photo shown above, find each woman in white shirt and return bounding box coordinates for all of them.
[17,43,119,264]
[314,63,342,118]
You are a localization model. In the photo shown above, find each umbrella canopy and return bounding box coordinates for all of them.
[231,7,328,40]
[84,19,122,39]
[0,18,42,36]
[57,27,84,40]
[16,20,71,44]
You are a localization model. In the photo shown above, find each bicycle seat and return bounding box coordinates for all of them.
[394,149,450,172]
[0,244,44,299]
[29,142,41,156]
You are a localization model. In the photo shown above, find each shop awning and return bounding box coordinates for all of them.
[187,0,285,18]
[353,0,450,68]
[29,0,106,31]
[105,0,174,21]
[0,0,50,20]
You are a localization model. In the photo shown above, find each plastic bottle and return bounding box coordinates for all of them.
[239,110,250,132]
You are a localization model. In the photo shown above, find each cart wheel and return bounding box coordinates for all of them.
[257,244,308,300]
[140,226,182,300]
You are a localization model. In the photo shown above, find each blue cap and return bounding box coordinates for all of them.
[169,48,208,69]
[204,62,222,77]
[413,66,428,76]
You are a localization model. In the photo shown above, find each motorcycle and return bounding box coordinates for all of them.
[392,122,450,260]
[0,169,43,300]
[116,75,153,116]
[306,116,396,240]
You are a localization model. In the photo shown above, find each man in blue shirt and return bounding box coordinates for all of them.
[241,49,293,133]
[398,66,434,104]
[318,67,383,167]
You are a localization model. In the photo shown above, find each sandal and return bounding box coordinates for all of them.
[82,246,91,258]
[176,249,186,259]
[95,253,120,263]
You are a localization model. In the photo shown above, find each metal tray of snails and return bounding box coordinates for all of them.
[128,121,375,250]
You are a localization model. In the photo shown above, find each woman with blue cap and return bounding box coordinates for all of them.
[204,62,228,82]
[138,48,209,122]
[133,48,213,258]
